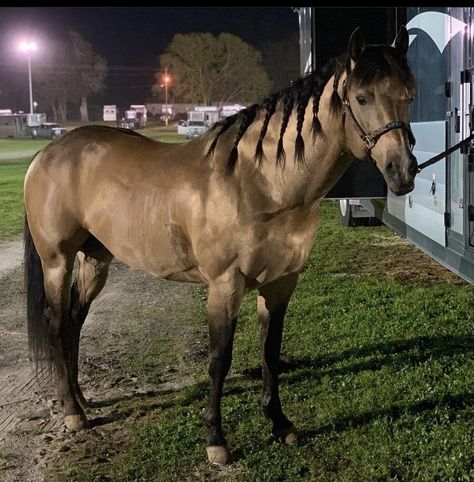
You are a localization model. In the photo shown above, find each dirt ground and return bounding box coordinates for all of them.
[0,245,207,482]
[0,240,23,278]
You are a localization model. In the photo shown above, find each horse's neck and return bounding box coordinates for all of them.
[303,72,353,202]
[246,73,351,209]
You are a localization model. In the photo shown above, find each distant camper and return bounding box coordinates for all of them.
[0,113,28,138]
[129,105,147,127]
[103,105,117,122]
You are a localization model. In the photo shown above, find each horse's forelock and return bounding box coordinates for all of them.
[348,46,415,91]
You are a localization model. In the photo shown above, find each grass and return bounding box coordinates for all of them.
[48,202,474,482]
[0,126,188,241]
[137,124,187,143]
[0,157,32,240]
[0,451,12,460]
[0,138,50,155]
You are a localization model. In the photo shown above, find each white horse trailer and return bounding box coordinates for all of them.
[297,7,474,283]
[103,105,117,122]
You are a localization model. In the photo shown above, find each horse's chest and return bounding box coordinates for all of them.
[265,229,313,270]
[241,214,319,285]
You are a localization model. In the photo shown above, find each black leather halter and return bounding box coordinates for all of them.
[341,84,416,164]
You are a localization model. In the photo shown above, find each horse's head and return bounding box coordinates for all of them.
[342,27,417,196]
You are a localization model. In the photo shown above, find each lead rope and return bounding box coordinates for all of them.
[416,132,474,172]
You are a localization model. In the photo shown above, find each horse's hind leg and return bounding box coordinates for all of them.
[41,249,89,430]
[258,273,299,443]
[69,240,113,408]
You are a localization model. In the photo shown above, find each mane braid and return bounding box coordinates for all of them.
[276,89,295,169]
[311,83,322,137]
[224,104,258,176]
[330,70,343,114]
[207,53,344,174]
[294,75,314,166]
[255,94,278,167]
[206,113,238,158]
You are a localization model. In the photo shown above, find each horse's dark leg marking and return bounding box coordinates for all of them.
[42,252,88,430]
[204,274,245,465]
[258,273,299,442]
[69,245,113,409]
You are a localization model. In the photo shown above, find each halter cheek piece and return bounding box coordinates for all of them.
[341,82,416,165]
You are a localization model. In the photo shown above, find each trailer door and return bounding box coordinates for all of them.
[461,8,474,248]
[445,8,474,252]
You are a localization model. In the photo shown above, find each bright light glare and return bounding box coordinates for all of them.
[19,41,38,52]
[164,75,170,84]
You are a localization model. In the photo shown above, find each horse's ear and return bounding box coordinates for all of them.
[391,26,409,56]
[348,27,366,63]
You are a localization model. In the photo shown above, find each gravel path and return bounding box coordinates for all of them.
[0,150,38,161]
[0,239,23,278]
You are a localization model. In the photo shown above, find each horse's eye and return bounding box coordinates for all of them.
[408,95,416,104]
[356,95,367,105]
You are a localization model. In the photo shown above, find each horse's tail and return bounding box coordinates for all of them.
[24,214,52,372]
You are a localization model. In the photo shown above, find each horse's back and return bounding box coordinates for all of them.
[24,125,212,279]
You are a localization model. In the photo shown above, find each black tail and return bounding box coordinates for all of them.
[24,214,52,372]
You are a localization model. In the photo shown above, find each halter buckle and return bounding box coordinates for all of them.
[363,136,376,151]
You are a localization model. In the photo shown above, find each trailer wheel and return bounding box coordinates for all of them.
[339,200,382,227]
[340,199,357,227]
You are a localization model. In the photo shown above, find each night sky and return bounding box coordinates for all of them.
[0,7,391,117]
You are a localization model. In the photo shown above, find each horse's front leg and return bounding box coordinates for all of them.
[258,273,299,443]
[204,272,245,465]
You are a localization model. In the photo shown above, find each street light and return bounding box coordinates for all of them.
[19,40,38,115]
[163,69,170,126]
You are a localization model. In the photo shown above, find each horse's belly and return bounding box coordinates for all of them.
[89,218,204,282]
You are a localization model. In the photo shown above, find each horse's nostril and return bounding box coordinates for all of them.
[409,164,418,176]
[387,161,394,171]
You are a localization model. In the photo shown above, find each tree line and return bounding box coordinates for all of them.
[29,30,297,122]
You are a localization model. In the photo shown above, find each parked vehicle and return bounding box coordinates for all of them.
[103,105,117,122]
[178,105,246,139]
[27,123,68,139]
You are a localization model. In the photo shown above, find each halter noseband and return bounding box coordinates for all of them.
[341,81,416,163]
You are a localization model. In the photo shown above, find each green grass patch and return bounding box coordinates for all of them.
[137,124,187,143]
[0,157,32,240]
[50,202,474,482]
[0,138,50,155]
[0,450,12,460]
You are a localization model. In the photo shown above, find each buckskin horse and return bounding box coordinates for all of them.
[24,27,417,465]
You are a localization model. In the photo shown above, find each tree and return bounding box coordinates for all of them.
[35,39,72,122]
[259,35,300,92]
[69,31,107,122]
[154,33,271,105]
[36,31,107,122]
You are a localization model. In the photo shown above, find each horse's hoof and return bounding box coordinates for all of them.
[273,425,298,444]
[206,445,230,465]
[64,414,89,431]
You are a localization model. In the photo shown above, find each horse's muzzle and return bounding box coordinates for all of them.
[384,152,417,196]
[391,181,415,196]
